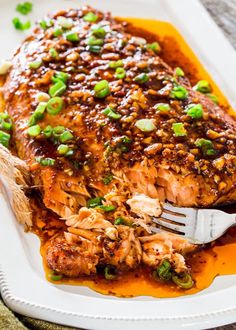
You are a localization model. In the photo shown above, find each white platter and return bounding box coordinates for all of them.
[0,0,236,329]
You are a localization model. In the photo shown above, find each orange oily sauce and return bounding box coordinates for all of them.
[36,18,236,297]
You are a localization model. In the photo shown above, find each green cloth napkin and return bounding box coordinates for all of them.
[0,299,79,330]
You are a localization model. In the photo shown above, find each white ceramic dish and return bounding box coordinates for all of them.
[0,0,236,329]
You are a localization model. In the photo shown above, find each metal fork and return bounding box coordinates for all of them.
[151,203,236,244]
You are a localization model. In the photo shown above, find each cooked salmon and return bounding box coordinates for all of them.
[2,6,236,282]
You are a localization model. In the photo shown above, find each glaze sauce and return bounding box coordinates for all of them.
[34,18,236,298]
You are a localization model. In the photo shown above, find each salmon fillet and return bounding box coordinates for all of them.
[2,6,236,280]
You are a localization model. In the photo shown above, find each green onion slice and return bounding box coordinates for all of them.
[170,85,188,100]
[52,71,70,84]
[114,217,127,225]
[57,144,69,155]
[43,125,52,138]
[109,60,124,69]
[157,260,172,281]
[102,173,113,185]
[134,73,149,84]
[59,130,74,143]
[49,48,58,58]
[16,2,33,15]
[206,93,219,104]
[193,80,212,93]
[94,80,110,98]
[83,12,98,23]
[185,103,203,119]
[195,138,216,156]
[28,102,47,126]
[87,196,104,208]
[52,126,65,138]
[64,31,79,42]
[146,42,161,53]
[27,124,41,137]
[174,67,185,77]
[91,25,106,38]
[102,106,121,120]
[172,272,194,289]
[172,122,187,137]
[115,67,126,79]
[49,272,63,281]
[47,97,64,115]
[53,28,63,37]
[135,119,156,132]
[0,113,12,131]
[35,156,55,166]
[12,17,31,30]
[49,80,66,97]
[39,19,53,30]
[0,130,11,148]
[87,36,104,46]
[29,60,42,69]
[88,45,101,53]
[104,265,116,280]
[155,103,170,112]
[96,205,116,212]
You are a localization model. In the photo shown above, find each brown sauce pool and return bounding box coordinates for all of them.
[3,18,236,298]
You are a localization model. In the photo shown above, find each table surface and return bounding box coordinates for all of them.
[201,1,236,329]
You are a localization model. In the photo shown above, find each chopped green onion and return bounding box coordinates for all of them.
[28,102,47,126]
[0,113,12,131]
[49,272,63,281]
[0,130,11,148]
[109,60,124,69]
[206,93,219,104]
[64,31,79,42]
[87,36,103,46]
[195,138,216,156]
[96,205,116,212]
[114,217,126,225]
[29,60,42,69]
[185,103,203,119]
[193,80,212,93]
[115,67,126,79]
[134,73,149,84]
[49,48,58,58]
[35,92,50,103]
[39,19,53,30]
[27,124,41,137]
[146,42,161,53]
[88,45,101,53]
[53,28,63,37]
[170,85,188,100]
[87,196,104,208]
[102,106,121,120]
[47,97,64,115]
[49,80,66,97]
[12,17,31,30]
[94,80,110,98]
[43,125,52,138]
[135,119,156,132]
[59,130,73,143]
[57,144,69,155]
[174,67,185,77]
[52,71,70,84]
[91,26,106,38]
[16,2,32,15]
[102,173,113,185]
[83,12,98,23]
[52,126,65,138]
[35,156,55,166]
[122,135,132,144]
[155,103,170,112]
[172,122,187,137]
[156,260,172,281]
[104,265,116,280]
[172,272,194,289]
[57,16,73,29]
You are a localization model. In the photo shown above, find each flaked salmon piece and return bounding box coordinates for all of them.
[65,207,113,229]
[140,232,195,272]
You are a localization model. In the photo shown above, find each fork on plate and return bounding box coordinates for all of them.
[151,204,236,244]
